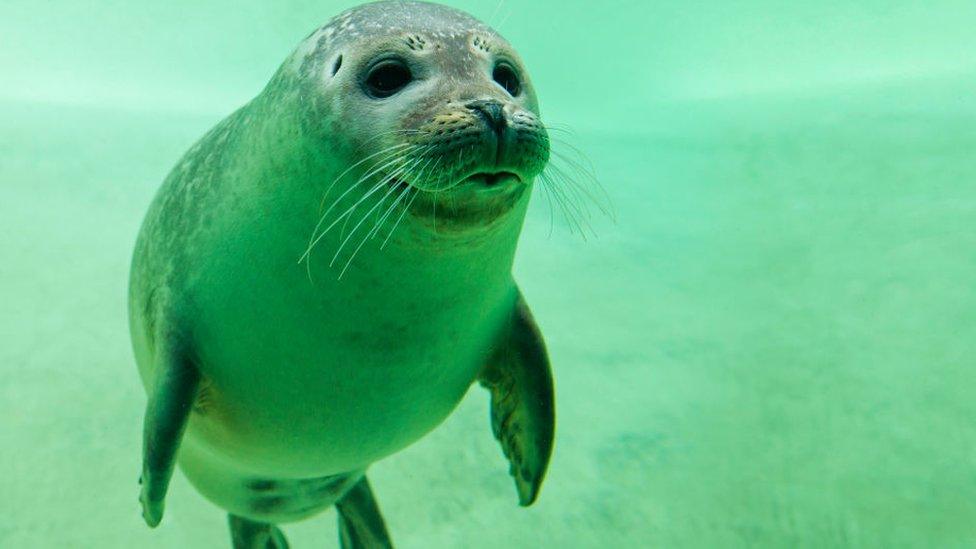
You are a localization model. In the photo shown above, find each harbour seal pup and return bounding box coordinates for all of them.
[130,2,554,547]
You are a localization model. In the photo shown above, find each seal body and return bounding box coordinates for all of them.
[131,159,525,518]
[131,2,556,541]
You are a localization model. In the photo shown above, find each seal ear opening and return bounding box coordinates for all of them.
[331,55,343,77]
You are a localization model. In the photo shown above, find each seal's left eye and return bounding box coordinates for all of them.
[493,62,522,97]
[364,60,412,98]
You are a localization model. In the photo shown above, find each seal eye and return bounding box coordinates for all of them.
[364,59,412,98]
[492,62,522,97]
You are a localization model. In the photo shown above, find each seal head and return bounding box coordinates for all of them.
[284,1,550,233]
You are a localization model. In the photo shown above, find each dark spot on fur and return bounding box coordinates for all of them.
[247,479,278,492]
[310,476,347,497]
[143,286,159,352]
[192,376,214,415]
[406,34,427,51]
[252,495,287,513]
[294,500,329,514]
[472,35,492,53]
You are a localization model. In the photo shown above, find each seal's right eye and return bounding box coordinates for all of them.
[364,60,412,98]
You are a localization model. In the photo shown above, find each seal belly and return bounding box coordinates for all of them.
[180,250,518,477]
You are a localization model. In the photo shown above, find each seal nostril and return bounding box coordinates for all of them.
[467,99,506,136]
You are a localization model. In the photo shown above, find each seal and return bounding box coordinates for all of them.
[129,2,554,547]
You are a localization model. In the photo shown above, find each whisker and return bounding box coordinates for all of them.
[330,155,429,276]
[496,5,514,29]
[367,153,433,240]
[381,155,442,249]
[369,183,413,241]
[546,161,594,219]
[308,175,391,273]
[550,165,599,236]
[301,149,417,263]
[524,119,616,242]
[538,170,556,238]
[487,0,506,27]
[382,187,421,250]
[538,173,575,234]
[548,145,614,219]
[335,159,418,244]
[355,129,429,152]
[304,144,414,269]
[303,145,417,282]
[540,124,577,136]
[317,143,412,212]
[338,184,414,280]
[540,171,591,239]
[373,155,436,240]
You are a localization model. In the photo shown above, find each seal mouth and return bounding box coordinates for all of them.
[460,171,521,188]
[389,170,522,193]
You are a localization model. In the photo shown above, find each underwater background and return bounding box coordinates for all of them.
[2,0,975,546]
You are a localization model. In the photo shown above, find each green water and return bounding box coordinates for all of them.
[3,1,975,547]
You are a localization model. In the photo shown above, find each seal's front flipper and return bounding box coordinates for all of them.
[479,291,555,506]
[335,476,393,549]
[139,336,199,527]
[228,514,290,549]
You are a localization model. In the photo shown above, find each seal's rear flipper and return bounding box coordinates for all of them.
[228,514,290,549]
[479,290,555,506]
[335,476,393,549]
[139,335,199,527]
